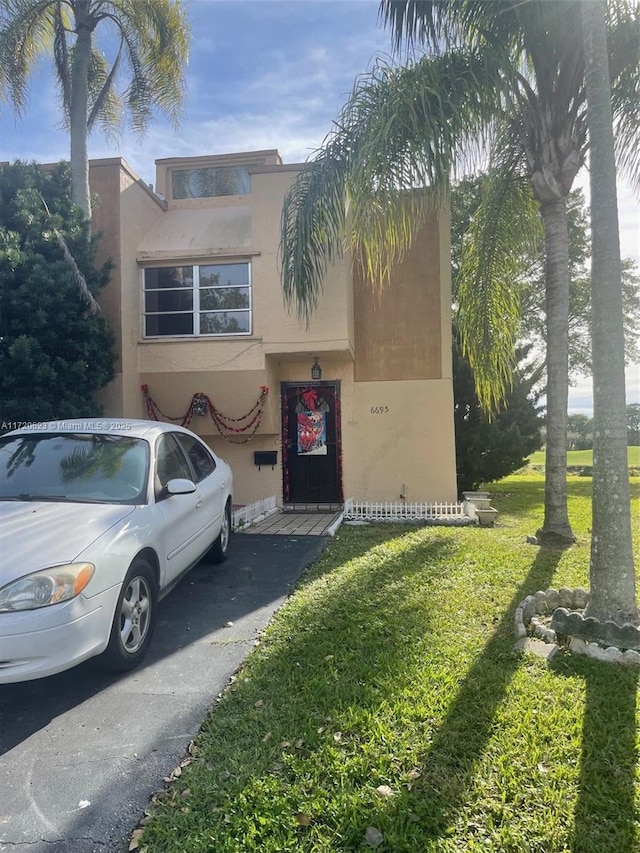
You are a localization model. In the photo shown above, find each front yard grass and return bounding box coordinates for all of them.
[139,472,640,853]
[528,447,640,467]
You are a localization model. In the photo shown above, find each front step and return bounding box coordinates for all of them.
[283,502,343,513]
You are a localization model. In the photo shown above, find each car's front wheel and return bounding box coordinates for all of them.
[101,558,158,671]
[209,500,231,564]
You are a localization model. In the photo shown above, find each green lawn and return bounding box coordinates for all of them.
[138,473,640,853]
[529,446,640,466]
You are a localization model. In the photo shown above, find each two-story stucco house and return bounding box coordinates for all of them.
[88,148,457,508]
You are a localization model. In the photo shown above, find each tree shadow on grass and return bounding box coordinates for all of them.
[550,653,638,853]
[139,529,574,852]
[382,543,570,846]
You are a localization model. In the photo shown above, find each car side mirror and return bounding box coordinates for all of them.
[165,478,197,496]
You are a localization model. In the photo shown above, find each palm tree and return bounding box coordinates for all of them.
[280,0,639,542]
[580,1,637,626]
[0,0,189,216]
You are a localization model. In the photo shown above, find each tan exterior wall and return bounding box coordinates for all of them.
[346,378,456,502]
[90,159,166,416]
[275,358,457,504]
[354,207,442,382]
[93,151,457,506]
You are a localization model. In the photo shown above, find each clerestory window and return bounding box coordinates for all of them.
[143,262,251,337]
[171,166,251,200]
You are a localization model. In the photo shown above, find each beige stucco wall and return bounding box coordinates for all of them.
[93,151,457,506]
[91,159,166,417]
[132,155,356,506]
[346,379,456,502]
[277,359,457,504]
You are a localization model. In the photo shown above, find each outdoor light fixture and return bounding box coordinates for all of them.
[311,359,322,380]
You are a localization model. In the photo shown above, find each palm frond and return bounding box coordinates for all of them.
[457,156,543,413]
[280,46,507,322]
[113,0,188,131]
[280,144,350,323]
[52,3,71,115]
[87,47,122,136]
[1,0,188,137]
[608,4,640,192]
[379,0,529,55]
[0,0,60,113]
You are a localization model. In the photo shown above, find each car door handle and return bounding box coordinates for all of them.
[195,497,203,509]
[220,481,227,489]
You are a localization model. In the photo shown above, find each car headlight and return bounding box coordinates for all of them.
[0,563,96,612]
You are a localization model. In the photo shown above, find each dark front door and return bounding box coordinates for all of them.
[282,381,342,504]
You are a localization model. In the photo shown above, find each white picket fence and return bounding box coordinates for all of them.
[343,499,467,521]
[232,496,278,530]
[232,496,469,530]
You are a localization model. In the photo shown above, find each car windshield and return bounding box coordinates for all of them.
[0,433,150,504]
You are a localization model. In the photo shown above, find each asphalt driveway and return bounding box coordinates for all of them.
[0,533,326,853]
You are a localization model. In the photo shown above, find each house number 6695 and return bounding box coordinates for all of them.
[370,406,390,414]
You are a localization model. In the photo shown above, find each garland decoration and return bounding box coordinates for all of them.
[141,384,269,444]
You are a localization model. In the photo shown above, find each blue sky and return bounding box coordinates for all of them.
[0,0,638,412]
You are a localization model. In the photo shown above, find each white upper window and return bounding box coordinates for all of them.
[143,263,251,337]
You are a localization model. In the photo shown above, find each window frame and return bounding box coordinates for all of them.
[142,262,252,339]
[173,432,217,484]
[154,433,194,500]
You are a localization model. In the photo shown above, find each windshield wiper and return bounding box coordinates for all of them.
[16,493,72,501]
[1,493,133,504]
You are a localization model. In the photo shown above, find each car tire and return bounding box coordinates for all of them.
[101,558,158,672]
[209,500,231,564]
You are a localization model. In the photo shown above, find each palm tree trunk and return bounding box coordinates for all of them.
[581,0,637,625]
[538,197,574,542]
[69,6,92,217]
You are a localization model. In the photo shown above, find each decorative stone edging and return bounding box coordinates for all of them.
[514,586,589,644]
[514,586,640,666]
[550,607,640,651]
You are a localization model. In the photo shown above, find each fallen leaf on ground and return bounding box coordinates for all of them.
[151,790,169,802]
[295,812,312,826]
[375,785,393,798]
[129,829,144,850]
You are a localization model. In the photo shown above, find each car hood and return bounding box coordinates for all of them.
[0,501,136,585]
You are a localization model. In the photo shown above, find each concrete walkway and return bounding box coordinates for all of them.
[242,510,342,536]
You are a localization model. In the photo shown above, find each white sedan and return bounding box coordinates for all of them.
[0,420,233,683]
